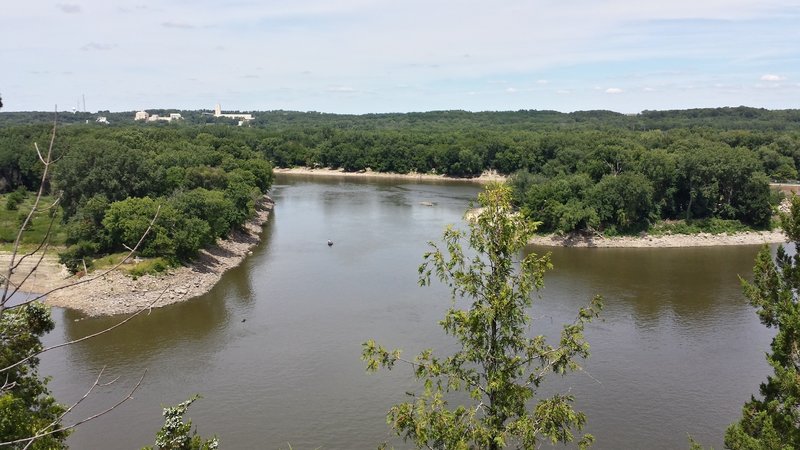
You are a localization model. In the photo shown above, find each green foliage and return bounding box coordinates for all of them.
[724,196,800,449]
[142,395,218,450]
[102,197,214,261]
[170,189,237,239]
[0,194,66,248]
[649,218,753,236]
[42,125,273,268]
[0,303,69,449]
[57,240,98,273]
[54,138,158,218]
[65,194,110,247]
[591,172,655,232]
[5,189,25,211]
[127,257,174,278]
[363,184,603,449]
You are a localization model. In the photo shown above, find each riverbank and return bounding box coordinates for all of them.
[5,196,274,317]
[529,229,786,248]
[273,167,508,183]
[284,168,790,248]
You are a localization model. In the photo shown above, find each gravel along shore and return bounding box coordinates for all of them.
[273,167,508,184]
[12,196,275,317]
[528,229,786,248]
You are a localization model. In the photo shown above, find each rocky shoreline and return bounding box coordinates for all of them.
[273,167,508,183]
[37,196,274,317]
[529,229,786,248]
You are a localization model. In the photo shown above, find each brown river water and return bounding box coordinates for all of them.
[39,174,775,449]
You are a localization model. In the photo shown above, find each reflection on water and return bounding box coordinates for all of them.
[38,176,775,449]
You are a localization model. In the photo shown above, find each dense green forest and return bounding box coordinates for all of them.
[3,106,800,131]
[1,106,799,248]
[0,124,273,270]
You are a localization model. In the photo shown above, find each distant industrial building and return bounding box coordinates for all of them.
[134,111,183,122]
[214,103,253,126]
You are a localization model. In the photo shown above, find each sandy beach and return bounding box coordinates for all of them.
[273,167,509,183]
[528,229,786,248]
[2,196,273,317]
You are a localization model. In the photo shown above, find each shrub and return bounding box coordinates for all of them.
[5,190,24,211]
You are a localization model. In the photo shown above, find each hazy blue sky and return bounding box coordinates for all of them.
[3,1,799,113]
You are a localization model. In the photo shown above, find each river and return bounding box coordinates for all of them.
[40,175,774,449]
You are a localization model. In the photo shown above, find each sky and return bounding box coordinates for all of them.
[2,1,799,114]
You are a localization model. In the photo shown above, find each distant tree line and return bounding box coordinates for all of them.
[4,106,800,132]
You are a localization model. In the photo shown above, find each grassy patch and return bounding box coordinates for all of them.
[649,218,753,236]
[92,252,132,270]
[0,192,67,247]
[126,257,175,278]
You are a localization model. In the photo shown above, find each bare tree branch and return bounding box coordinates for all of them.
[1,110,58,316]
[1,285,170,374]
[4,205,161,311]
[21,367,110,450]
[0,369,147,448]
[0,109,166,449]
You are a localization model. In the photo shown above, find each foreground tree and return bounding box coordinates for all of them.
[725,196,800,449]
[1,114,156,448]
[0,303,68,449]
[363,184,603,449]
[142,395,218,450]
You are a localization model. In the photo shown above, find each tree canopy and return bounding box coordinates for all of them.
[725,196,800,449]
[363,184,603,449]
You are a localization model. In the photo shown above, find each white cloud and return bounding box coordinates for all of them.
[81,42,116,51]
[328,86,356,93]
[643,87,656,92]
[162,21,196,29]
[605,88,624,94]
[506,87,517,93]
[4,0,800,112]
[57,3,81,14]
[556,89,571,94]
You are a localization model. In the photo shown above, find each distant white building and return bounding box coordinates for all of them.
[134,111,183,122]
[214,103,253,124]
[96,116,110,124]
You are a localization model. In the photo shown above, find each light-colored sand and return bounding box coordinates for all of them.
[529,229,786,248]
[2,196,273,317]
[0,251,73,295]
[273,167,508,183]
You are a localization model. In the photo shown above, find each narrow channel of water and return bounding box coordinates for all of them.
[39,175,774,449]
